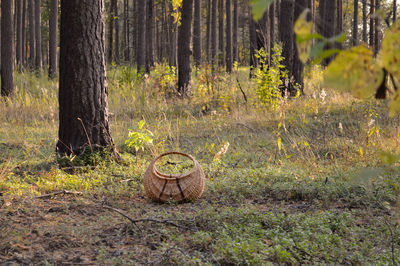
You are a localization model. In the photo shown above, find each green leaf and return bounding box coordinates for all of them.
[250,0,275,21]
[294,10,314,63]
[324,46,384,99]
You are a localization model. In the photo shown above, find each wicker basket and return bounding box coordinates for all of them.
[143,152,205,202]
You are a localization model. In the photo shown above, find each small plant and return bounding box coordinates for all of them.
[153,62,177,96]
[125,120,154,155]
[253,45,288,110]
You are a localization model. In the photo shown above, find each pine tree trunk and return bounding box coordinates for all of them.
[177,0,193,95]
[206,0,211,62]
[168,2,177,67]
[218,0,224,65]
[28,0,35,67]
[1,0,14,96]
[269,1,275,57]
[394,0,397,23]
[374,0,380,55]
[211,0,217,66]
[249,10,257,71]
[114,0,120,64]
[146,0,154,70]
[137,0,146,72]
[123,0,130,61]
[57,0,115,157]
[35,0,42,70]
[16,0,22,70]
[225,0,232,72]
[22,0,27,67]
[49,0,58,79]
[132,0,137,63]
[293,0,307,94]
[108,0,114,63]
[370,0,375,48]
[193,0,202,67]
[232,0,238,63]
[353,0,358,46]
[362,0,368,43]
[319,0,336,65]
[279,0,294,83]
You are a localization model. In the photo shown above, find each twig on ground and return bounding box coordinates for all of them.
[118,179,135,183]
[236,122,255,132]
[35,190,83,199]
[102,205,186,228]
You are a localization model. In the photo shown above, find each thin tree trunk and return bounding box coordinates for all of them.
[370,0,375,48]
[206,0,211,62]
[225,0,232,72]
[114,0,120,64]
[218,0,224,65]
[394,0,397,23]
[193,0,202,67]
[374,0,380,55]
[168,2,177,67]
[353,0,358,46]
[319,0,336,65]
[249,10,257,71]
[108,0,114,63]
[279,0,294,82]
[22,0,27,67]
[132,0,137,63]
[269,0,275,57]
[1,0,14,96]
[211,0,217,66]
[232,0,238,63]
[28,0,35,67]
[146,0,154,70]
[57,0,115,157]
[362,0,367,43]
[293,0,306,94]
[177,0,193,95]
[123,0,130,61]
[35,0,42,70]
[16,0,22,70]
[49,0,58,79]
[137,0,146,72]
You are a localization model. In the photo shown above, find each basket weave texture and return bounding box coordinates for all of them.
[143,152,205,202]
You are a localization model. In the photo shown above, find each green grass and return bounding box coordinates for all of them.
[0,66,399,264]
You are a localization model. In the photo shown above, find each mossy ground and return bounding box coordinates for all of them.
[0,67,399,264]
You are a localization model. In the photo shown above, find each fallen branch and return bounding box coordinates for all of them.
[236,122,255,132]
[35,190,83,199]
[102,205,185,228]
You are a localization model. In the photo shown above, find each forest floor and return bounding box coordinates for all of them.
[0,67,400,264]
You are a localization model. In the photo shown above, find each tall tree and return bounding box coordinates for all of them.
[193,0,202,66]
[49,0,58,79]
[318,0,337,65]
[114,0,120,64]
[108,0,114,63]
[137,0,146,72]
[353,0,359,46]
[232,0,238,63]
[28,0,35,67]
[269,0,276,58]
[206,0,212,62]
[370,0,375,48]
[22,0,27,66]
[218,0,224,65]
[374,0,380,55]
[394,0,397,23]
[362,0,368,43]
[279,0,294,84]
[211,0,217,66]
[16,0,23,70]
[225,0,232,72]
[146,0,155,69]
[293,0,307,94]
[57,0,115,157]
[123,0,130,61]
[177,0,193,95]
[34,0,42,70]
[1,0,14,96]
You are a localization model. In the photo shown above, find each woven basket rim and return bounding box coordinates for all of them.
[152,151,198,180]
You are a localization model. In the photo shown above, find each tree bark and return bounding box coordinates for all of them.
[35,0,42,70]
[232,0,238,63]
[362,0,368,43]
[374,0,380,55]
[218,0,224,65]
[1,0,14,96]
[114,0,120,64]
[293,0,307,94]
[225,0,232,72]
[123,0,130,61]
[269,1,275,58]
[57,0,115,157]
[28,0,35,67]
[22,0,27,67]
[16,0,23,70]
[318,0,336,65]
[146,0,154,70]
[177,0,193,95]
[108,0,114,63]
[193,0,202,67]
[137,0,146,73]
[206,0,211,62]
[49,0,58,79]
[352,0,358,46]
[211,0,217,66]
[394,0,397,23]
[279,0,294,79]
[249,10,257,71]
[369,0,375,48]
